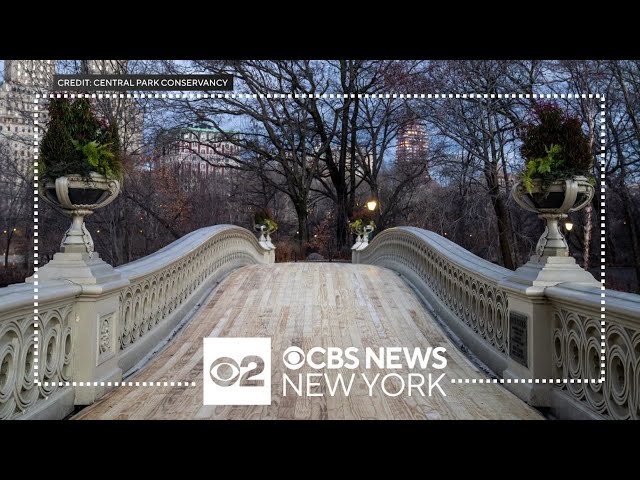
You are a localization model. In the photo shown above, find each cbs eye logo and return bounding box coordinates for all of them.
[203,337,271,406]
[209,356,265,387]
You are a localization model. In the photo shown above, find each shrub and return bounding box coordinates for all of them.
[40,98,122,182]
[348,207,376,232]
[518,102,594,193]
[253,207,278,231]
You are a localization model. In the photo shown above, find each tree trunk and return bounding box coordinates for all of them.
[500,152,520,266]
[335,183,349,251]
[296,207,309,258]
[23,226,30,272]
[4,230,14,268]
[348,97,360,216]
[483,110,515,270]
[489,192,516,270]
[334,60,352,251]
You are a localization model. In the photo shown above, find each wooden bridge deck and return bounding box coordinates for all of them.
[74,263,542,420]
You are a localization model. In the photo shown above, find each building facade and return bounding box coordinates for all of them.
[396,120,429,176]
[155,126,243,192]
[0,60,55,169]
[82,60,128,75]
[0,60,55,267]
[1,60,144,158]
[158,126,241,173]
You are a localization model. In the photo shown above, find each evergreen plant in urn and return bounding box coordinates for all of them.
[40,98,122,256]
[512,102,595,257]
[35,98,123,284]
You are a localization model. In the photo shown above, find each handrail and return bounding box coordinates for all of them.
[354,226,640,420]
[115,225,271,361]
[0,224,272,420]
[545,282,640,419]
[117,225,266,278]
[354,227,512,364]
[379,227,511,280]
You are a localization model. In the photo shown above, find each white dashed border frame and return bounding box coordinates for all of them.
[33,91,606,389]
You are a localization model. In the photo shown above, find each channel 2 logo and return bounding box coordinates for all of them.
[203,337,271,405]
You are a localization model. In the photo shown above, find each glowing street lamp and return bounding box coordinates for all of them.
[367,199,377,211]
[564,221,574,232]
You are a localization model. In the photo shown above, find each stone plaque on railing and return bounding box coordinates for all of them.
[509,312,528,367]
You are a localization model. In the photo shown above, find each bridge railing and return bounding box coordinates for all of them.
[353,227,513,374]
[546,284,640,420]
[115,225,272,373]
[354,226,640,420]
[0,282,80,420]
[0,225,273,420]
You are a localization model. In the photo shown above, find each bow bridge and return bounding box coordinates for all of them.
[1,225,638,420]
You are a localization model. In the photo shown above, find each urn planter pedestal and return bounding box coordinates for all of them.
[33,173,122,285]
[27,172,126,403]
[510,175,599,288]
[500,175,598,407]
[351,224,375,251]
[254,224,276,263]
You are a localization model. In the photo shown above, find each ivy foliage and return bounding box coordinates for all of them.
[40,98,122,182]
[519,102,594,194]
[348,207,376,232]
[254,207,278,231]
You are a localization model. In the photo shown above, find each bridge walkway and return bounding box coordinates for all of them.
[75,263,542,420]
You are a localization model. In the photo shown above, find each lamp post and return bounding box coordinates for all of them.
[563,220,574,259]
[366,198,378,242]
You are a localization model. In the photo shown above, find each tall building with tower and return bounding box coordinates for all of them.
[396,120,429,177]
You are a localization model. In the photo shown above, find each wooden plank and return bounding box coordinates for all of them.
[74,263,543,421]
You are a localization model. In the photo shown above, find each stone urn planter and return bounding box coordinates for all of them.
[512,175,594,257]
[254,223,276,250]
[41,172,120,255]
[350,223,375,251]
